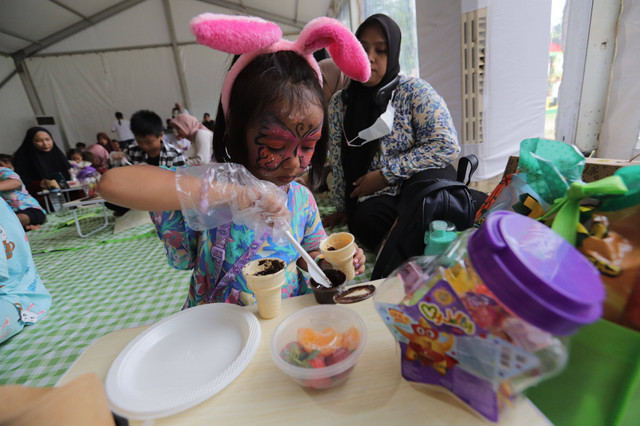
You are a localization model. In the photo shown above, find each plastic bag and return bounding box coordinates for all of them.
[175,163,292,244]
[76,166,100,197]
[518,138,585,204]
[475,139,586,225]
[475,173,550,225]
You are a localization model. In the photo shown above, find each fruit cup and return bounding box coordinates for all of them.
[271,305,367,389]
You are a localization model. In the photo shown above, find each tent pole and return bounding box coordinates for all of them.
[163,0,191,112]
[0,69,18,91]
[13,57,44,116]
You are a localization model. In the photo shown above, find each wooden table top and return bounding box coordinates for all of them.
[58,281,550,425]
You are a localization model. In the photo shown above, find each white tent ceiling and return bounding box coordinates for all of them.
[0,0,335,57]
[0,0,338,154]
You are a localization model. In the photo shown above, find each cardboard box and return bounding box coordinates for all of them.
[503,156,640,182]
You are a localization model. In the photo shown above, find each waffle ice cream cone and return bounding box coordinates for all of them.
[243,258,286,319]
[320,232,356,281]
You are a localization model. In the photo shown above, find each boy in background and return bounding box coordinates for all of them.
[0,154,46,231]
[123,110,186,167]
[108,110,186,216]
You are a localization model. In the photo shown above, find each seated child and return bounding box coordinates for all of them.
[123,110,187,168]
[99,14,371,307]
[0,198,51,344]
[66,149,83,165]
[0,154,46,231]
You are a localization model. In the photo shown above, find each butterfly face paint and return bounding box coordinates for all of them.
[245,100,323,186]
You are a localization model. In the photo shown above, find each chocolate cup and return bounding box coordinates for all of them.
[333,284,376,304]
[310,269,346,304]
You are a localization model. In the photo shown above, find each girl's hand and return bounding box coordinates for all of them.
[322,210,347,229]
[353,244,366,276]
[350,170,388,199]
[236,183,290,226]
[110,152,126,161]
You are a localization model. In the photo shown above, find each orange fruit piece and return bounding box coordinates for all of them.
[341,327,360,351]
[297,327,342,357]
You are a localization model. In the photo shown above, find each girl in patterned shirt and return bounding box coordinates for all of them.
[0,154,46,231]
[99,14,370,307]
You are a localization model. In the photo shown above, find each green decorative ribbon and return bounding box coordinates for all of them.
[538,176,628,245]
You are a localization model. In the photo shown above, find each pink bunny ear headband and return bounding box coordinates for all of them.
[190,13,371,114]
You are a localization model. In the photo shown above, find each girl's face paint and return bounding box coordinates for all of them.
[245,100,323,186]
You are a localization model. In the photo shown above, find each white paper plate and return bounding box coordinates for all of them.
[105,304,260,420]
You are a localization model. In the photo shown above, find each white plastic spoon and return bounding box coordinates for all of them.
[284,230,332,288]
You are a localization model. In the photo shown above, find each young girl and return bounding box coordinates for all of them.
[99,14,371,307]
[0,154,47,231]
[66,149,83,164]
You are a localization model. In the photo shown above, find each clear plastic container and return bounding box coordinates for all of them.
[374,211,605,422]
[271,305,367,389]
[49,189,64,212]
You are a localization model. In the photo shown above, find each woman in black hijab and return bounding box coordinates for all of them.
[13,127,71,198]
[324,14,460,252]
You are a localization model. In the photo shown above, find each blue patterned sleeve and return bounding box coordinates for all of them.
[299,187,327,251]
[328,93,347,211]
[382,78,461,185]
[149,210,198,270]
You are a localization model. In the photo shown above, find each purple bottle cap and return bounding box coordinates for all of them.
[468,211,605,335]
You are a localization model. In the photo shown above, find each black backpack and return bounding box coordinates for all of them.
[371,155,485,280]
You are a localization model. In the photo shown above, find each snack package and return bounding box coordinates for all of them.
[374,212,604,422]
[76,166,100,197]
[575,166,640,328]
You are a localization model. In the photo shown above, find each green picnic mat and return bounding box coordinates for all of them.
[27,206,156,254]
[0,192,370,388]
[0,236,190,387]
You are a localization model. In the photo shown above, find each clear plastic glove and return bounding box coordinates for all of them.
[108,151,131,168]
[176,163,291,243]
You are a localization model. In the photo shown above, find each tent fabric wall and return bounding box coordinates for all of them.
[599,0,640,160]
[478,0,550,179]
[417,0,551,180]
[0,56,39,154]
[0,0,300,153]
[182,44,229,123]
[27,47,182,149]
[416,0,463,139]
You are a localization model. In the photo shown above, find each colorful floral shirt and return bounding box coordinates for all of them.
[328,75,460,210]
[150,181,326,307]
[0,167,45,214]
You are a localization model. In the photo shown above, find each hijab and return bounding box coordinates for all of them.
[86,143,110,171]
[342,14,402,214]
[171,113,207,142]
[13,127,71,185]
